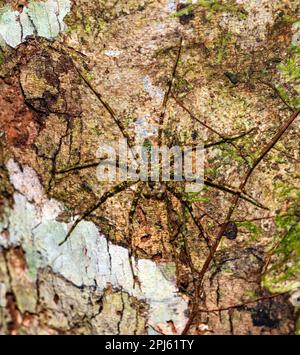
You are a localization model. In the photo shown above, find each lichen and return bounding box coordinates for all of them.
[0,0,71,47]
[0,159,189,334]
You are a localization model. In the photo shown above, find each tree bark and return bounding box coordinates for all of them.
[0,0,299,335]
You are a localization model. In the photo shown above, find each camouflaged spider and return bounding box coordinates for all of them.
[31,36,267,293]
[5,32,270,300]
[12,37,264,268]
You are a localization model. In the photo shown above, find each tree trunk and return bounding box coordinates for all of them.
[0,0,299,335]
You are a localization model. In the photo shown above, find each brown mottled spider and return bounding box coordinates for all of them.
[12,33,300,334]
[39,36,267,295]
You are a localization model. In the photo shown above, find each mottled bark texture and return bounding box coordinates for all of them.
[0,0,300,335]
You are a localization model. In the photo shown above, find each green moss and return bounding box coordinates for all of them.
[85,71,95,82]
[173,3,194,18]
[185,191,211,204]
[0,50,4,66]
[173,77,193,96]
[262,274,299,294]
[216,32,231,64]
[173,0,247,20]
[205,166,219,180]
[278,47,300,83]
[84,17,92,34]
[281,15,300,24]
[263,186,300,294]
[274,182,299,199]
[243,289,258,300]
[277,45,300,109]
[236,221,261,240]
[276,88,300,108]
[275,197,300,259]
[221,143,247,164]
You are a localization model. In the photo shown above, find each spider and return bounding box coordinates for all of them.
[4,34,265,290]
[4,33,281,333]
[22,36,265,293]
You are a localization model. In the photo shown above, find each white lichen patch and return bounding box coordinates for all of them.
[166,0,176,14]
[290,290,300,308]
[0,0,71,47]
[104,49,122,58]
[0,282,6,307]
[292,21,300,46]
[0,159,188,334]
[167,0,197,12]
[143,75,164,104]
[134,115,158,143]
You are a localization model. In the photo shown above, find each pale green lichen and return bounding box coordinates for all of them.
[0,0,71,48]
[0,159,189,334]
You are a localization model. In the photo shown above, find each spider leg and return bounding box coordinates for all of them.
[127,182,143,289]
[158,37,183,147]
[168,161,267,209]
[203,127,256,149]
[59,180,138,246]
[164,191,184,243]
[165,185,200,295]
[171,92,251,166]
[166,184,211,249]
[204,178,268,210]
[160,138,267,210]
[56,155,138,176]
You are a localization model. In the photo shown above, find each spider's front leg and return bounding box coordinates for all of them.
[59,180,138,246]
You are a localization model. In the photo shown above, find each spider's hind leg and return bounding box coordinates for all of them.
[127,182,144,289]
